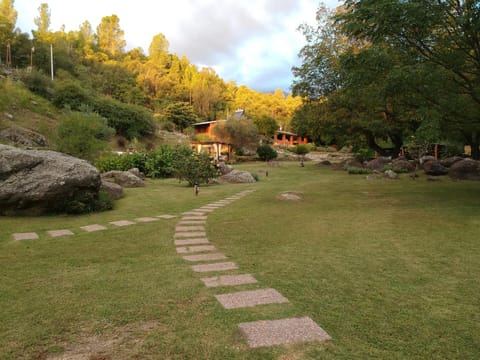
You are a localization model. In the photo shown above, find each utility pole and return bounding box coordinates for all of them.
[50,44,54,80]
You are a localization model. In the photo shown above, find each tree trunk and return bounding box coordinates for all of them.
[471,136,480,160]
[364,131,388,156]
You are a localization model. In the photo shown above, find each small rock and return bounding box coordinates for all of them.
[384,169,399,179]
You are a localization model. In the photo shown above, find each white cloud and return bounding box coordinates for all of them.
[14,0,341,92]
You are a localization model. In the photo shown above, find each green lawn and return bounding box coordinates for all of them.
[1,162,479,359]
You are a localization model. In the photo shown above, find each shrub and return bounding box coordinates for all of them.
[19,69,54,100]
[354,148,374,162]
[56,111,115,162]
[95,152,147,173]
[257,144,278,161]
[53,81,91,110]
[382,165,410,174]
[172,148,219,186]
[53,190,113,214]
[91,96,155,139]
[144,145,176,178]
[291,144,310,156]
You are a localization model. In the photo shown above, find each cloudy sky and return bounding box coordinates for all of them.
[14,0,342,93]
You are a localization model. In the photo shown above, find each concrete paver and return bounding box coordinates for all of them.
[238,317,331,348]
[176,245,217,254]
[215,288,289,309]
[174,238,210,246]
[110,220,136,227]
[47,229,74,237]
[13,232,39,241]
[80,224,107,232]
[182,253,227,262]
[201,274,257,288]
[191,262,238,273]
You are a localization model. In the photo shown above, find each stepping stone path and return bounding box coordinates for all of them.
[173,189,331,349]
[9,214,176,241]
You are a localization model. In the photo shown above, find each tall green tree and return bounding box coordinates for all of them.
[338,0,480,158]
[96,14,126,58]
[0,0,17,50]
[33,3,51,42]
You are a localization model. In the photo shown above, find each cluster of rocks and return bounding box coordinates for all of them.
[100,168,145,199]
[320,155,480,181]
[0,145,151,215]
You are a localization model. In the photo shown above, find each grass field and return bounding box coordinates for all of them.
[1,162,479,359]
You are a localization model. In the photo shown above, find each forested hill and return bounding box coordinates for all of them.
[0,2,301,133]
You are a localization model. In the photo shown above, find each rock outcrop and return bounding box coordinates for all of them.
[0,126,49,147]
[0,145,101,215]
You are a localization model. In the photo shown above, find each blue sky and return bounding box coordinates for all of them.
[14,0,342,93]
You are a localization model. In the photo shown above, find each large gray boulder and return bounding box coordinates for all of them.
[449,159,480,180]
[0,145,101,215]
[423,160,449,176]
[365,157,391,171]
[218,170,256,183]
[101,170,144,188]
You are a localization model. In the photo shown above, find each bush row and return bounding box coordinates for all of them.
[96,145,218,184]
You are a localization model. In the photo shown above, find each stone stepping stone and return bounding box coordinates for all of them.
[175,231,207,238]
[135,217,159,223]
[183,211,206,216]
[238,317,331,348]
[178,220,206,225]
[215,288,289,309]
[47,229,74,237]
[197,208,215,212]
[110,220,136,227]
[13,232,39,241]
[176,245,217,254]
[157,214,176,219]
[191,262,238,273]
[175,238,210,246]
[182,216,208,221]
[201,274,258,288]
[182,253,227,262]
[80,224,107,232]
[175,226,205,232]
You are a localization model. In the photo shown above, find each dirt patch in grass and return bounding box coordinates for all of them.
[46,321,158,360]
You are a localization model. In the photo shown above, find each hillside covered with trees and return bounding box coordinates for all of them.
[0,0,301,157]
